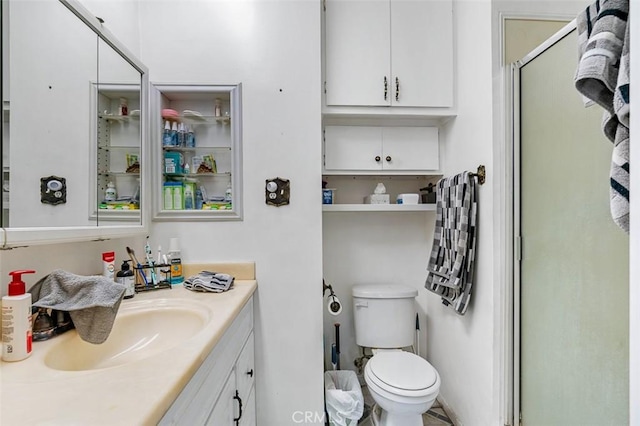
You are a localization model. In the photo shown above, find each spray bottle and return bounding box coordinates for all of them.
[2,270,36,361]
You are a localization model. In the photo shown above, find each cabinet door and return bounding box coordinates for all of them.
[324,126,383,171]
[325,0,390,106]
[381,127,439,171]
[390,0,453,107]
[236,332,255,404]
[206,370,237,426]
[239,389,256,426]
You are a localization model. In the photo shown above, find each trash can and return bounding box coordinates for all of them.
[324,370,364,426]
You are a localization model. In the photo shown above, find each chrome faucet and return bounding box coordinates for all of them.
[32,308,74,341]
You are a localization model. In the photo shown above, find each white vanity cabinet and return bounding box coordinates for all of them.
[324,0,453,108]
[160,297,255,426]
[323,125,439,173]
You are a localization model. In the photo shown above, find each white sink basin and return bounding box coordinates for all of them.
[44,299,209,371]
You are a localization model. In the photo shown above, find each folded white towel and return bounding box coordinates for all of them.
[29,270,125,344]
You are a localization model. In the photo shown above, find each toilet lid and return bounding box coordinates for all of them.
[368,351,437,391]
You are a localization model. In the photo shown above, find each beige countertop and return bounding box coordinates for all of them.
[0,263,257,425]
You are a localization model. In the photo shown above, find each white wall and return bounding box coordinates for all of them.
[423,1,495,424]
[137,1,324,424]
[2,1,325,425]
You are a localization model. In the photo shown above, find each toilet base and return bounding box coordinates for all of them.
[371,403,423,426]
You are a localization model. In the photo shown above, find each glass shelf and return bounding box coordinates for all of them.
[164,172,230,178]
[167,115,231,125]
[98,172,140,177]
[99,114,140,122]
[162,146,231,152]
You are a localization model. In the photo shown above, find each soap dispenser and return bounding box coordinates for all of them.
[2,270,36,361]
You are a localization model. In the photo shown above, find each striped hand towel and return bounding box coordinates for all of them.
[575,0,630,232]
[425,172,477,315]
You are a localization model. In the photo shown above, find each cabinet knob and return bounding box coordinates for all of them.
[386,156,392,162]
[247,369,254,377]
[375,156,381,162]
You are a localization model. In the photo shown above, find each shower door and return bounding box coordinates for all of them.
[516,26,628,425]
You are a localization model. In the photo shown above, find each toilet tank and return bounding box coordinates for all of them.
[352,284,418,348]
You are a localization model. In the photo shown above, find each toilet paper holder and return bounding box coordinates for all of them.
[323,280,342,316]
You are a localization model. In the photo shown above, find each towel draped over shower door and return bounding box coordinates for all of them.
[424,172,477,315]
[574,0,630,232]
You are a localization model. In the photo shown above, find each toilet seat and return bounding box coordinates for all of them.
[365,351,438,398]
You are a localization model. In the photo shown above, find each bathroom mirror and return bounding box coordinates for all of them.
[0,0,148,246]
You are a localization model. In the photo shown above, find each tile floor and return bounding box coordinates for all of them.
[358,384,454,426]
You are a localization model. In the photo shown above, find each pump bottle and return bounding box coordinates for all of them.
[2,270,36,362]
[116,260,135,299]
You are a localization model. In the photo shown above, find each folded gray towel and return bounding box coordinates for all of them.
[184,271,235,293]
[29,270,126,344]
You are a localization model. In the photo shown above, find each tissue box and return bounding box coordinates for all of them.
[364,194,390,204]
[396,193,419,205]
[322,188,336,204]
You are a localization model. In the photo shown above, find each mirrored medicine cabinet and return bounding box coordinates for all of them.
[0,0,149,247]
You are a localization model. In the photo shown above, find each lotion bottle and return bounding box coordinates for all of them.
[2,270,36,362]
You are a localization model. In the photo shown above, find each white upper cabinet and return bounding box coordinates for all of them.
[324,0,453,109]
[324,125,439,173]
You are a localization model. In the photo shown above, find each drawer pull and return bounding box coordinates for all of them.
[247,369,254,377]
[384,76,388,101]
[233,390,243,425]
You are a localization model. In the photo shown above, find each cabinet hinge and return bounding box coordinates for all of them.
[324,81,327,94]
[323,0,326,12]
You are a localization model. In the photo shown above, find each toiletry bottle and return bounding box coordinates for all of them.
[168,238,183,284]
[214,98,222,117]
[170,122,178,146]
[2,270,36,362]
[184,182,194,210]
[186,125,196,148]
[105,182,117,202]
[177,123,186,147]
[225,183,232,204]
[162,121,173,147]
[116,260,135,299]
[102,251,115,280]
[195,188,204,210]
[119,97,128,116]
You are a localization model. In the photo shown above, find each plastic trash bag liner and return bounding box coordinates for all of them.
[324,370,364,426]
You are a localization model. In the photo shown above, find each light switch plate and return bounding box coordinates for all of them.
[265,177,290,207]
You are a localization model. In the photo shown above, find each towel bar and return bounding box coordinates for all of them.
[470,165,486,185]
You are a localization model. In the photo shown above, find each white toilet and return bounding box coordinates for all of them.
[353,284,440,426]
